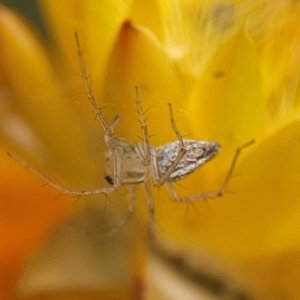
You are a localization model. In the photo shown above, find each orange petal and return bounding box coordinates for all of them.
[0,149,71,297]
[237,248,300,299]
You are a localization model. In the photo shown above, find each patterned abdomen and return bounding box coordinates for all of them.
[156,140,221,182]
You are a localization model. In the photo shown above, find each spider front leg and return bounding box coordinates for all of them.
[165,140,255,202]
[75,33,116,143]
[7,148,123,197]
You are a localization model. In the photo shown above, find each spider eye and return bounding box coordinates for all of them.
[105,175,114,185]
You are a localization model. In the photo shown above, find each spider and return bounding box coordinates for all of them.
[8,33,254,236]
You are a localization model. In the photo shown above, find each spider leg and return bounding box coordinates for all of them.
[135,86,151,166]
[143,180,156,236]
[75,33,116,143]
[165,140,255,202]
[7,149,123,196]
[104,185,137,238]
[155,103,187,187]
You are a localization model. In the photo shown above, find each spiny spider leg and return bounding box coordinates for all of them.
[135,86,151,166]
[165,139,255,202]
[155,103,187,187]
[7,152,122,196]
[143,180,156,236]
[6,35,127,198]
[75,32,116,143]
[103,185,137,238]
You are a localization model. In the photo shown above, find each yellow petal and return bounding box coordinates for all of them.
[0,6,101,185]
[190,29,264,154]
[101,21,187,144]
[153,30,265,232]
[129,0,163,41]
[39,0,133,96]
[158,120,300,262]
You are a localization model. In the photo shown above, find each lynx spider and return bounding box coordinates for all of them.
[8,33,254,236]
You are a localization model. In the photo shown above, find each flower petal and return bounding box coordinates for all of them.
[39,0,134,96]
[190,30,264,155]
[237,248,300,299]
[158,120,300,262]
[101,21,187,144]
[0,6,102,185]
[0,149,71,297]
[129,0,163,42]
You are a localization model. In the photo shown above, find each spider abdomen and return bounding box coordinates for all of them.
[156,140,221,182]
